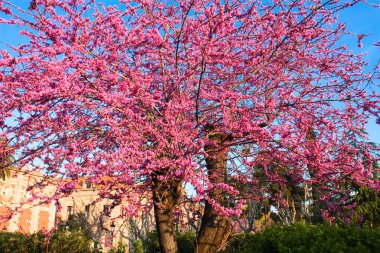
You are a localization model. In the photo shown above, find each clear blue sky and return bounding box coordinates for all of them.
[1,1,379,143]
[337,2,380,144]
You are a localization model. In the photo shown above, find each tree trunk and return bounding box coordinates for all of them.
[195,132,232,253]
[196,203,232,253]
[152,175,181,253]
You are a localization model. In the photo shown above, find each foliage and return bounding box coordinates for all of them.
[50,230,93,253]
[0,230,92,253]
[131,240,144,253]
[108,244,128,253]
[177,231,196,253]
[135,225,380,253]
[58,213,95,240]
[353,186,380,227]
[224,223,380,253]
[0,138,13,180]
[142,231,161,253]
[142,230,196,253]
[4,225,378,253]
[0,232,44,253]
[352,160,380,226]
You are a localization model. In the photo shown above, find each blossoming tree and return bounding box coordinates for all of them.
[0,0,379,252]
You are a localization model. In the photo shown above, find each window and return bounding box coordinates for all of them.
[85,181,92,189]
[67,206,72,216]
[85,205,90,218]
[103,205,110,216]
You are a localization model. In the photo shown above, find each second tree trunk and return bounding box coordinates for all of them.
[195,132,232,253]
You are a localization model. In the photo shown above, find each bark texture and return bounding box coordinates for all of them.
[152,175,182,253]
[195,132,232,253]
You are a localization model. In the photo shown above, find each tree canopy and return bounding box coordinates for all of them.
[0,0,379,252]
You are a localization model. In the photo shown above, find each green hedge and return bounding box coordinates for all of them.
[0,232,44,253]
[0,230,92,253]
[3,223,378,253]
[139,224,379,253]
[225,223,380,253]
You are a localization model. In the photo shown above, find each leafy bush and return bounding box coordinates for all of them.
[142,230,196,253]
[224,223,380,253]
[49,230,93,253]
[131,240,144,253]
[177,231,196,253]
[0,232,44,253]
[137,224,380,252]
[143,231,161,253]
[0,230,92,253]
[109,243,128,253]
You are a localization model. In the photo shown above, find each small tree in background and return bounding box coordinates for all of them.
[0,138,13,180]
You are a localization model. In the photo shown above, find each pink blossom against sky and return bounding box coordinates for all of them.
[337,2,380,143]
[0,0,379,223]
[0,0,379,143]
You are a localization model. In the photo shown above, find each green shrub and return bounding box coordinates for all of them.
[0,232,45,253]
[131,240,144,253]
[49,230,93,253]
[137,224,380,253]
[142,230,196,253]
[109,243,128,253]
[177,231,196,253]
[224,223,380,253]
[10,224,370,253]
[0,230,92,253]
[143,231,161,253]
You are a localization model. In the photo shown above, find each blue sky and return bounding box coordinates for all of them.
[1,0,379,143]
[337,2,380,144]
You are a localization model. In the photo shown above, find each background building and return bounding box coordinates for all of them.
[0,167,147,252]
